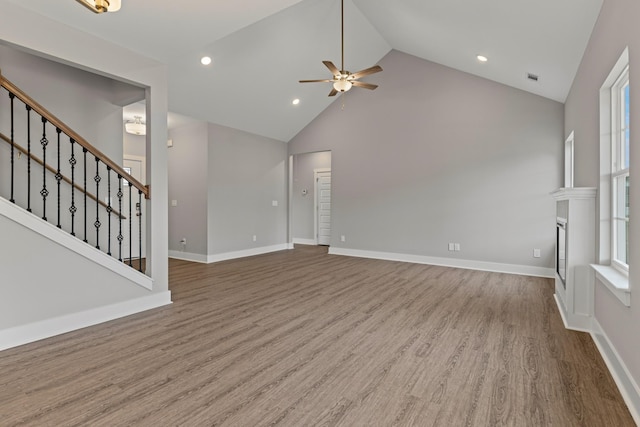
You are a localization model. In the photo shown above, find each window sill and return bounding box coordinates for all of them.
[591,264,631,306]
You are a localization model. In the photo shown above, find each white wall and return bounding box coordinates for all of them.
[289,50,564,272]
[564,0,640,417]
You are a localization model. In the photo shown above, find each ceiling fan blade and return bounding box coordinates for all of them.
[350,65,383,80]
[351,81,378,90]
[323,61,341,76]
[299,79,334,83]
[328,88,338,97]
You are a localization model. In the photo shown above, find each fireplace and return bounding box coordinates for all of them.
[556,218,567,288]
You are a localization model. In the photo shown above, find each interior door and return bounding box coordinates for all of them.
[316,170,331,246]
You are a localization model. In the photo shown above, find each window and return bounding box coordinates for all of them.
[594,47,631,307]
[611,66,629,271]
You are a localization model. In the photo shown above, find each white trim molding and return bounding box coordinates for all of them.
[592,264,631,306]
[0,197,153,290]
[292,238,317,246]
[170,244,293,264]
[591,319,640,425]
[328,247,554,278]
[0,291,172,351]
[168,250,209,264]
[207,244,291,264]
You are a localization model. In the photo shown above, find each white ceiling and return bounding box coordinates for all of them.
[5,0,603,142]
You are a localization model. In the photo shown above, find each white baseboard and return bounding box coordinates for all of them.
[293,238,317,246]
[0,291,172,351]
[207,243,291,264]
[328,247,555,278]
[168,250,209,264]
[591,319,640,425]
[0,197,153,290]
[553,293,593,333]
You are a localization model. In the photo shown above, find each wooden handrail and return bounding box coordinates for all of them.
[0,72,149,199]
[0,132,126,219]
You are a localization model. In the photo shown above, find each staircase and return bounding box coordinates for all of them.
[0,69,169,351]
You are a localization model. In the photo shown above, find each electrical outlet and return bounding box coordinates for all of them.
[454,243,461,251]
[448,243,455,251]
[272,200,278,207]
[253,235,257,242]
[533,248,541,258]
[340,235,346,242]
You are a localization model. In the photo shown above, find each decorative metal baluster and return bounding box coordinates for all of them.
[83,147,88,243]
[94,156,101,250]
[9,93,15,203]
[138,190,143,272]
[128,182,132,267]
[117,175,123,261]
[40,117,49,221]
[107,167,112,256]
[56,129,62,228]
[26,105,32,212]
[69,139,77,236]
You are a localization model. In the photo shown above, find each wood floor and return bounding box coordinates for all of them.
[0,245,634,426]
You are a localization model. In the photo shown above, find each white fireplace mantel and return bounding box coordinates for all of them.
[551,187,596,331]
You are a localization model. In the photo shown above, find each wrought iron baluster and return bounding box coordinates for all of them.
[94,156,101,250]
[69,139,77,236]
[138,190,143,272]
[26,105,32,212]
[117,175,123,262]
[83,147,88,243]
[40,117,49,221]
[129,182,132,267]
[107,167,112,256]
[9,93,15,203]
[56,129,62,228]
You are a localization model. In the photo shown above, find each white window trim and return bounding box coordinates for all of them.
[594,47,630,305]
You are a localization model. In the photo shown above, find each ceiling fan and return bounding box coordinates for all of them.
[299,0,382,97]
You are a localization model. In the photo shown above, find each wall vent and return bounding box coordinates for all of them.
[527,73,539,82]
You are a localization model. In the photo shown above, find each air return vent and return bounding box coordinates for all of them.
[527,73,539,82]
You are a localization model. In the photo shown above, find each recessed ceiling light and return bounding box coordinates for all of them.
[476,55,488,63]
[292,98,300,105]
[200,56,212,66]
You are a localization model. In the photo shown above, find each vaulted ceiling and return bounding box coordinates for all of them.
[4,0,603,141]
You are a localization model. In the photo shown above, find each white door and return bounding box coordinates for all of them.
[315,170,331,246]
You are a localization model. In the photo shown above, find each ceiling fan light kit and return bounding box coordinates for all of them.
[76,0,121,14]
[300,0,382,97]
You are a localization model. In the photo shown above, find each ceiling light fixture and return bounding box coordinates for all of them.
[125,116,146,136]
[333,79,352,93]
[201,56,212,66]
[76,0,121,14]
[292,99,300,105]
[477,55,488,62]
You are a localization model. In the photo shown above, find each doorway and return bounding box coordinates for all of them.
[290,151,332,246]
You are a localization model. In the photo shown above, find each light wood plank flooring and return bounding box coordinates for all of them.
[0,245,634,426]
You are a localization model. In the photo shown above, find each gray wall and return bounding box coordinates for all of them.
[208,123,288,254]
[289,50,564,269]
[168,122,209,255]
[564,0,640,395]
[292,151,331,241]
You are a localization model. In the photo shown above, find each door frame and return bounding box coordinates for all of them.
[314,168,331,245]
